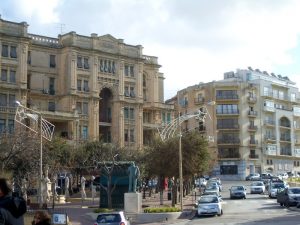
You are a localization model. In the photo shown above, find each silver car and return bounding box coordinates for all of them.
[197,195,223,217]
[94,211,130,225]
[229,185,247,199]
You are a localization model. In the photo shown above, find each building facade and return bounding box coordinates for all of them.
[173,68,300,180]
[0,17,173,149]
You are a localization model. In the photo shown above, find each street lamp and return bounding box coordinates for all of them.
[14,101,55,207]
[158,102,214,211]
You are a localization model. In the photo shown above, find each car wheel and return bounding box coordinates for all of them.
[217,210,223,216]
[280,203,283,206]
[285,202,290,208]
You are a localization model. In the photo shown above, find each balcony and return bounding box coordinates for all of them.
[249,154,259,160]
[216,95,239,101]
[249,140,258,145]
[217,124,239,130]
[216,109,239,116]
[264,106,275,112]
[0,106,16,114]
[280,148,292,156]
[264,120,275,126]
[294,139,300,145]
[248,110,257,117]
[218,152,241,159]
[265,149,277,156]
[194,97,205,105]
[217,138,240,145]
[279,123,291,129]
[247,96,257,104]
[264,135,276,142]
[248,125,258,131]
[280,136,291,142]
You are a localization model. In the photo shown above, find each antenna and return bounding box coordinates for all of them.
[55,23,66,35]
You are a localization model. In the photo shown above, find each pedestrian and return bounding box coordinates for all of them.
[0,178,25,225]
[31,210,51,225]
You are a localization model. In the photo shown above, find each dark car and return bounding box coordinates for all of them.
[277,187,300,207]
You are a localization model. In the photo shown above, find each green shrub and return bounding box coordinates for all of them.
[144,207,181,213]
[93,208,115,213]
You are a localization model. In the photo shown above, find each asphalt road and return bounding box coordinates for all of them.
[188,180,300,225]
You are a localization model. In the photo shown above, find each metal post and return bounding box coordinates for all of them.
[178,115,183,211]
[39,116,43,208]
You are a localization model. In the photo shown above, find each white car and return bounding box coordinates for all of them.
[197,195,223,217]
[268,182,286,198]
[278,173,288,180]
[250,181,265,194]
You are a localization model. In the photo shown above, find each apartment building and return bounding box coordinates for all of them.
[172,68,300,180]
[0,17,173,149]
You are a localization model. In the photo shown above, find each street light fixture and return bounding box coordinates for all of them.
[158,102,214,211]
[14,101,55,207]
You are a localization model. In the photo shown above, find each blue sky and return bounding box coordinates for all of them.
[1,0,300,100]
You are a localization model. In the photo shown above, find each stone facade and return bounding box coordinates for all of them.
[171,68,300,179]
[0,17,174,149]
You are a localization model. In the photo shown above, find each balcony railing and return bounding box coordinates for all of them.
[264,120,275,126]
[248,111,258,116]
[249,154,259,159]
[216,110,239,115]
[218,152,241,159]
[280,136,291,142]
[264,135,276,141]
[216,95,239,100]
[249,140,258,145]
[217,138,240,144]
[194,98,205,104]
[0,106,16,114]
[248,125,258,130]
[279,123,291,128]
[217,124,239,129]
[280,149,292,156]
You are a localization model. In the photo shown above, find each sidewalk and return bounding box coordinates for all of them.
[50,189,198,225]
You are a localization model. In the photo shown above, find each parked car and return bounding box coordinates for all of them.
[94,211,130,225]
[229,186,247,199]
[245,173,261,181]
[250,181,265,194]
[204,185,220,197]
[278,173,289,180]
[268,182,286,198]
[277,187,300,207]
[196,195,223,217]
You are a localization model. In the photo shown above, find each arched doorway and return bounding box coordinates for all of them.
[99,88,113,143]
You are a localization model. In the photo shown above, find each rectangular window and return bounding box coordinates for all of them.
[8,94,15,107]
[77,56,82,68]
[129,66,134,77]
[220,165,238,175]
[83,80,89,92]
[49,78,55,95]
[82,102,88,115]
[100,59,104,72]
[82,126,88,139]
[10,46,17,58]
[130,87,135,97]
[129,108,134,119]
[263,87,270,96]
[130,129,134,142]
[50,55,56,68]
[291,93,296,102]
[27,51,31,64]
[0,119,5,133]
[1,45,8,57]
[76,102,82,114]
[9,70,16,83]
[1,69,7,81]
[279,91,284,100]
[8,120,14,134]
[124,86,130,97]
[83,57,89,69]
[124,129,129,142]
[125,65,129,76]
[124,107,129,119]
[0,94,7,106]
[77,79,82,91]
[48,102,55,111]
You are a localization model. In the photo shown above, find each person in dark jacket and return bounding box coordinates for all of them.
[0,178,24,225]
[32,210,51,225]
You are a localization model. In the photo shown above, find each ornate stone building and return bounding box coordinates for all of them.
[0,17,173,149]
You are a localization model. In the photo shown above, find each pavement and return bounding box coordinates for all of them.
[37,189,198,225]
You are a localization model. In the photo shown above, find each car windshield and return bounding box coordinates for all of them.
[288,188,300,194]
[271,183,284,189]
[251,182,263,186]
[231,186,244,191]
[96,214,121,223]
[199,196,219,204]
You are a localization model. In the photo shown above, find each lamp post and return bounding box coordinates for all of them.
[158,102,214,211]
[14,101,55,207]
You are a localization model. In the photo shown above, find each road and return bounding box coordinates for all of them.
[188,180,299,225]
